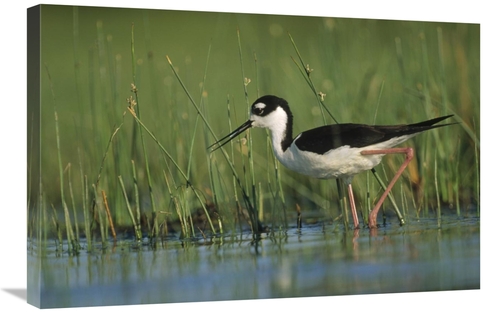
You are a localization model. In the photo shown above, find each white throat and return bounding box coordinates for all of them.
[251,106,290,159]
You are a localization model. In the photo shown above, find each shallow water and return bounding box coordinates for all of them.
[28,216,480,308]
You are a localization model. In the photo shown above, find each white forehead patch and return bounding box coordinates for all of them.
[254,102,266,110]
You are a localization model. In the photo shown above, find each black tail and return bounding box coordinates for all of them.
[409,114,456,129]
[377,114,457,142]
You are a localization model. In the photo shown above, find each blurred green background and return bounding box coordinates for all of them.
[29,4,479,236]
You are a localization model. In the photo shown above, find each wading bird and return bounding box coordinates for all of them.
[209,95,454,229]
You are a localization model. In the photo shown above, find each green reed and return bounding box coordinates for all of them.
[67,164,80,248]
[81,172,92,250]
[131,160,142,235]
[50,203,63,251]
[226,97,244,233]
[118,175,142,241]
[236,29,257,221]
[130,24,159,239]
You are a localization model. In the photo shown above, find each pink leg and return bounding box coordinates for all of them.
[361,147,414,229]
[347,183,360,229]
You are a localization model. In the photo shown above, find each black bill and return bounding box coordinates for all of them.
[208,120,253,152]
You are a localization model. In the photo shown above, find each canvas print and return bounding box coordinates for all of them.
[27,4,480,309]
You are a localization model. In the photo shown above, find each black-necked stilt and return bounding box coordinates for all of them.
[209,95,454,229]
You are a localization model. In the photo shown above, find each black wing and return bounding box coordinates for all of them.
[294,115,454,155]
[294,124,386,154]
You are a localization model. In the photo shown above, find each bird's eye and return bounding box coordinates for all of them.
[253,107,264,115]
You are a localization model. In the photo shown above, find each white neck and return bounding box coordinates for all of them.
[251,106,292,161]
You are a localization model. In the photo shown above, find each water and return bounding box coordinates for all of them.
[28,217,480,308]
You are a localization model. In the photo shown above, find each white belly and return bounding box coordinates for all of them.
[277,145,383,179]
